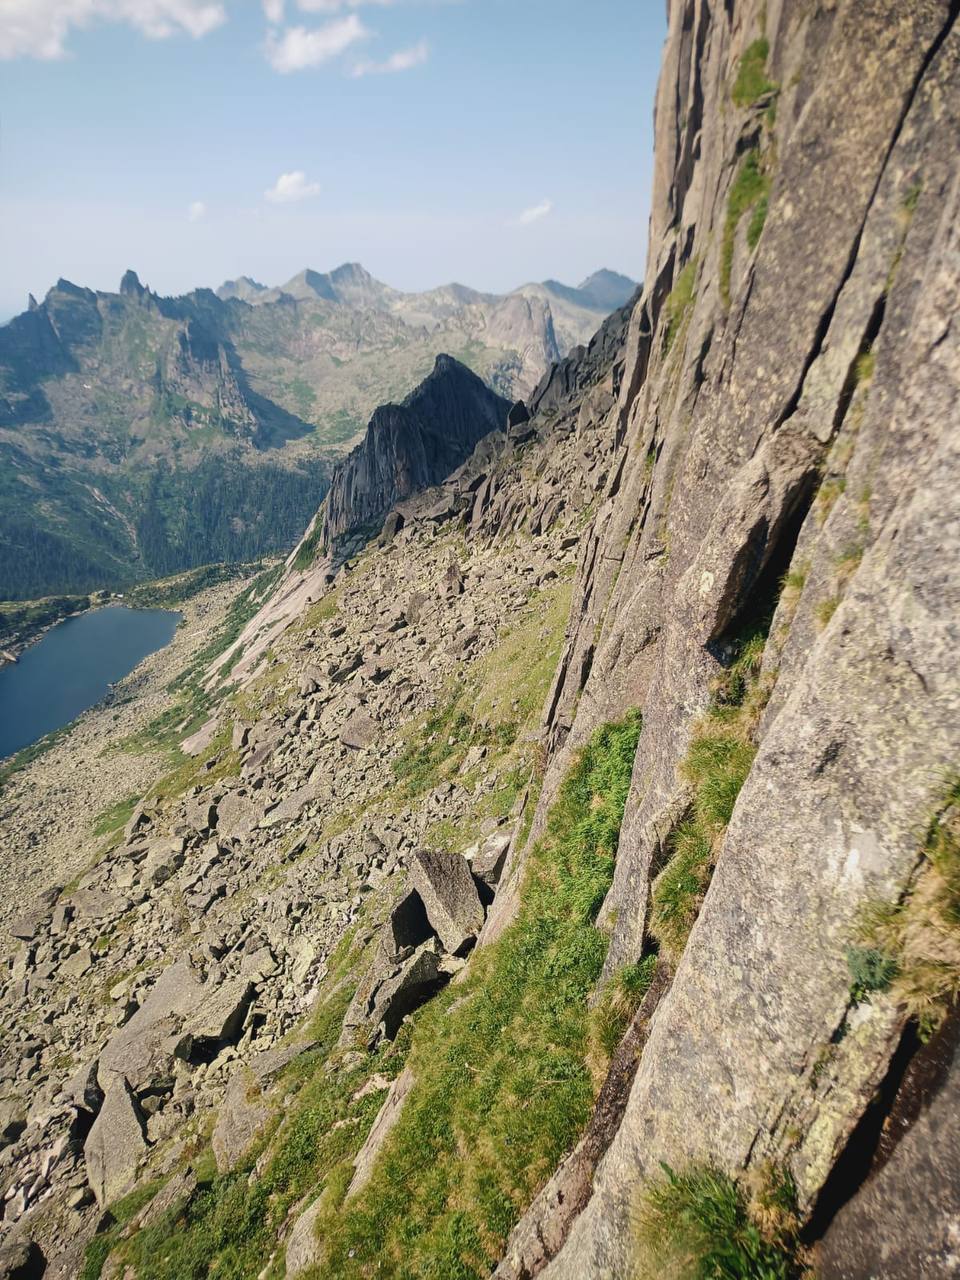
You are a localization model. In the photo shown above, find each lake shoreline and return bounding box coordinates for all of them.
[0,605,183,761]
[0,576,251,924]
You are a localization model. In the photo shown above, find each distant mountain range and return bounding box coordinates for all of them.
[0,263,636,600]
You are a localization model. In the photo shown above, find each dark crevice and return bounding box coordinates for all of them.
[831,293,887,437]
[707,472,816,653]
[773,3,959,438]
[804,1020,922,1241]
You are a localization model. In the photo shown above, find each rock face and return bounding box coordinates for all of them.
[320,355,511,552]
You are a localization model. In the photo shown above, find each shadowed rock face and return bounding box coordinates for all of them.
[320,354,511,550]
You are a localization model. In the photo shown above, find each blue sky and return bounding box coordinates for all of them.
[0,1,666,318]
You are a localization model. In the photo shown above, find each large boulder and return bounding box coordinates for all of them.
[98,957,202,1093]
[83,1079,147,1207]
[0,1237,45,1280]
[340,709,378,750]
[409,849,484,955]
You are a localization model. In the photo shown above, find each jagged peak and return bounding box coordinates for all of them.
[119,269,145,298]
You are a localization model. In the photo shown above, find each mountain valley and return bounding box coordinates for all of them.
[0,264,634,601]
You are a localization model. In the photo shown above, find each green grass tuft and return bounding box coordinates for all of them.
[634,1163,802,1280]
[732,38,778,108]
[721,151,771,305]
[588,955,659,1076]
[853,778,960,1039]
[846,945,899,1002]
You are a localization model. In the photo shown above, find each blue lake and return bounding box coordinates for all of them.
[0,606,182,759]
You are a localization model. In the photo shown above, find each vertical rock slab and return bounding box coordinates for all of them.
[409,849,484,954]
[83,1079,147,1207]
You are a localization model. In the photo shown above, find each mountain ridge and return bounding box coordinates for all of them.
[0,264,634,600]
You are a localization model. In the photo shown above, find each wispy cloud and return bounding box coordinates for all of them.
[518,199,553,226]
[265,15,367,71]
[263,0,285,22]
[188,200,207,222]
[0,0,225,60]
[297,0,394,11]
[264,170,321,204]
[352,36,427,76]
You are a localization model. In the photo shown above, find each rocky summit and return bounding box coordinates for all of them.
[1,1,959,1279]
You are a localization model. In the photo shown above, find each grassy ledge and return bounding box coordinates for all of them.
[307,712,642,1278]
[649,622,769,963]
[731,37,778,109]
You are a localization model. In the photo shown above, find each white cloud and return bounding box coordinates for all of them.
[264,170,321,204]
[351,36,427,76]
[263,0,284,21]
[0,0,226,60]
[297,0,393,11]
[518,199,553,226]
[188,200,207,222]
[265,15,367,71]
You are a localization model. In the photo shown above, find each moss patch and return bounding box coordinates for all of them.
[664,258,699,354]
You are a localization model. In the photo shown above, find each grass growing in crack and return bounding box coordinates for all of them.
[649,622,768,962]
[815,476,846,526]
[587,956,659,1083]
[851,778,960,1038]
[664,257,698,353]
[307,713,642,1279]
[634,1164,802,1280]
[721,150,771,305]
[815,595,840,630]
[732,37,778,108]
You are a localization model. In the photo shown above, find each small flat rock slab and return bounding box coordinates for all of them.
[83,1079,147,1207]
[130,1166,198,1231]
[348,1065,417,1198]
[409,849,484,955]
[180,715,219,757]
[212,1066,271,1173]
[285,1194,325,1278]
